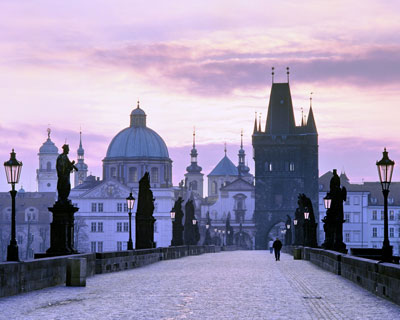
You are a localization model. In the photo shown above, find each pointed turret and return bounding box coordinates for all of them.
[186,128,202,173]
[237,130,250,176]
[75,130,88,187]
[185,128,203,197]
[306,106,317,134]
[265,83,296,134]
[253,112,258,134]
[258,113,262,133]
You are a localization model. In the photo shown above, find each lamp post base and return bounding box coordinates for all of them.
[7,243,19,262]
[127,240,134,250]
[382,244,393,263]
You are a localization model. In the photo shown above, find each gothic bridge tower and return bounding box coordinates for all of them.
[252,72,318,249]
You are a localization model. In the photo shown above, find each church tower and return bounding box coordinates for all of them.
[74,131,88,187]
[252,70,318,249]
[237,130,253,184]
[184,129,204,197]
[37,128,58,192]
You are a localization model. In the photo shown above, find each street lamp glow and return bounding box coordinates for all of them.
[170,210,176,221]
[323,194,332,210]
[125,192,135,250]
[304,208,310,220]
[126,192,135,211]
[192,219,197,225]
[206,223,210,229]
[293,219,298,226]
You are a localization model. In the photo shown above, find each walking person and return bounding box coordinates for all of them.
[268,239,273,254]
[273,238,282,261]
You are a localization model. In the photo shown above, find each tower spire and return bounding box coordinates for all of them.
[137,100,140,109]
[271,67,275,83]
[253,112,258,134]
[310,92,313,108]
[240,129,243,149]
[193,126,196,149]
[287,66,290,83]
[258,113,262,132]
[224,142,227,156]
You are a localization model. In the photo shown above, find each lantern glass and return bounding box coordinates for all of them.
[377,148,395,191]
[324,194,332,209]
[170,210,176,221]
[126,193,135,211]
[286,224,291,229]
[227,230,231,234]
[206,224,210,229]
[214,228,218,233]
[304,209,310,220]
[192,219,197,225]
[293,219,298,226]
[222,230,225,234]
[4,149,22,184]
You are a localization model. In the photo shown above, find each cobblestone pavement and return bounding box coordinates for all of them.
[1,251,400,320]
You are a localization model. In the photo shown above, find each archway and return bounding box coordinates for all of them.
[266,221,286,244]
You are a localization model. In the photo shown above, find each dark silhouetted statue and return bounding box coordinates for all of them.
[184,200,197,245]
[285,215,292,245]
[56,144,78,204]
[298,193,318,248]
[136,172,156,249]
[42,144,79,257]
[171,197,184,246]
[322,169,347,253]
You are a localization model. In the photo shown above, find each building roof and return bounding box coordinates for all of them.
[73,175,102,190]
[105,106,169,160]
[39,138,58,154]
[208,155,238,176]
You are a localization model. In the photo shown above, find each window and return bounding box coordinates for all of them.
[269,163,273,171]
[117,241,123,251]
[345,233,350,242]
[345,197,350,205]
[354,196,360,205]
[372,228,377,237]
[124,203,128,212]
[117,203,122,212]
[46,161,52,171]
[289,162,295,172]
[373,244,377,248]
[91,203,97,212]
[151,167,159,183]
[372,210,377,220]
[190,180,198,191]
[110,167,117,179]
[98,222,103,232]
[124,222,129,232]
[98,203,103,212]
[154,222,158,233]
[211,181,218,195]
[129,167,138,183]
[381,211,384,220]
[117,222,122,232]
[91,222,96,232]
[390,227,394,238]
[17,235,23,244]
[264,162,270,172]
[97,242,103,252]
[345,213,350,223]
[390,210,394,221]
[388,198,394,204]
[91,242,96,253]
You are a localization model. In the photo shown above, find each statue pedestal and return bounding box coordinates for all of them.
[45,201,79,257]
[135,216,156,249]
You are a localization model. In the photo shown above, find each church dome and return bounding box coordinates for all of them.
[105,104,169,159]
[39,129,58,154]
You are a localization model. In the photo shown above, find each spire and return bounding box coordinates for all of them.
[137,100,140,108]
[193,126,196,149]
[238,130,249,176]
[240,129,243,149]
[271,67,275,83]
[77,130,85,159]
[258,113,262,132]
[47,127,51,139]
[301,107,305,126]
[187,128,202,173]
[253,112,258,134]
[306,105,318,134]
[224,142,227,156]
[287,67,290,82]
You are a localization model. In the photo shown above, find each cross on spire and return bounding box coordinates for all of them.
[271,67,275,83]
[310,92,313,108]
[287,67,290,83]
[224,142,227,156]
[193,126,196,148]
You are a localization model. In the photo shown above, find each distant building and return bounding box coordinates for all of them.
[74,131,88,187]
[70,103,174,252]
[36,129,58,192]
[318,171,400,256]
[252,79,318,249]
[0,189,54,261]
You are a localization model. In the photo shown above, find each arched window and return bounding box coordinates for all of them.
[211,181,218,194]
[129,167,138,182]
[110,167,117,179]
[289,162,295,172]
[265,161,272,172]
[46,161,51,171]
[151,167,159,183]
[237,199,243,210]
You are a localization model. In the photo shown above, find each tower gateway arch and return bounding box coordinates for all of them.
[252,78,318,249]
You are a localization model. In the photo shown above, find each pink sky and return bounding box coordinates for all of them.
[1,1,400,192]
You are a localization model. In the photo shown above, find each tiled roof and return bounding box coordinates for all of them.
[208,155,238,176]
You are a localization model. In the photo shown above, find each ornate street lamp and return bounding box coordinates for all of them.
[304,208,310,220]
[293,219,298,226]
[376,148,395,262]
[126,192,136,250]
[4,149,23,261]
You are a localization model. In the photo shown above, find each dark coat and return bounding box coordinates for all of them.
[273,239,282,251]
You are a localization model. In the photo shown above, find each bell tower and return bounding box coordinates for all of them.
[37,128,58,192]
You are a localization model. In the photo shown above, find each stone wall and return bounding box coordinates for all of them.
[285,246,400,305]
[0,246,218,298]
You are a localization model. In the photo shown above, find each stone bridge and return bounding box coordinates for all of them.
[1,248,400,319]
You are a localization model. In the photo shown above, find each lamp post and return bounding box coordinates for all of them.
[4,149,23,261]
[204,212,212,245]
[376,148,395,262]
[293,219,297,245]
[126,192,136,250]
[303,207,310,247]
[222,230,226,246]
